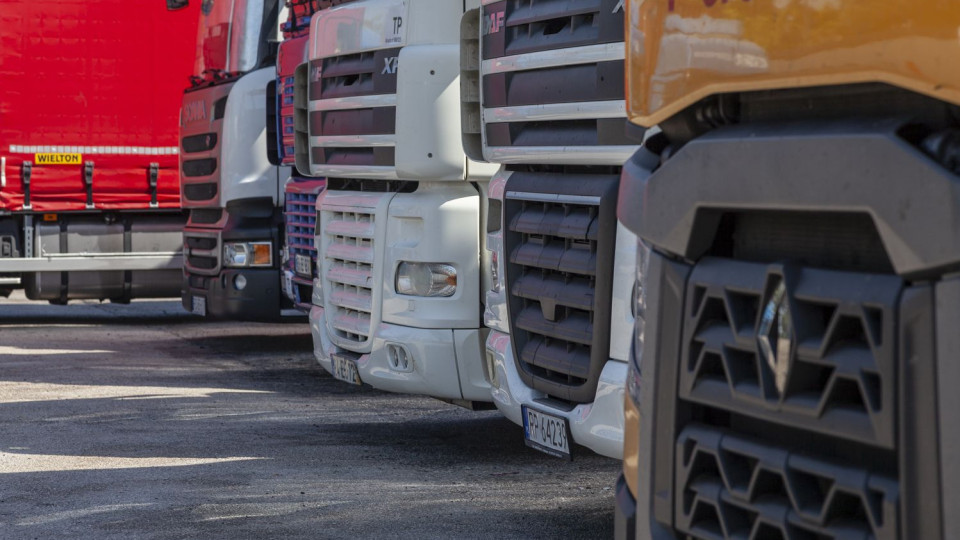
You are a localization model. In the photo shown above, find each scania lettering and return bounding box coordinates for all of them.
[297,0,499,406]
[180,0,292,320]
[464,0,638,459]
[0,0,199,303]
[616,1,960,538]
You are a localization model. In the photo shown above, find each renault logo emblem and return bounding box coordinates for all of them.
[758,279,793,396]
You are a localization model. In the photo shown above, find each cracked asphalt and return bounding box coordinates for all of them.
[0,292,619,539]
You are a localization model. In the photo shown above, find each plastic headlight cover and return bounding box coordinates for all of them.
[223,242,272,267]
[223,243,248,267]
[395,262,457,297]
[250,242,272,266]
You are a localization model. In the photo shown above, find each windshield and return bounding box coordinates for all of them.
[193,0,272,79]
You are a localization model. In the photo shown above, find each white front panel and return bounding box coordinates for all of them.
[310,0,407,58]
[220,67,289,204]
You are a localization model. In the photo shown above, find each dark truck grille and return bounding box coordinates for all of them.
[481,0,630,157]
[503,172,619,403]
[673,257,902,539]
[285,181,320,310]
[305,47,400,169]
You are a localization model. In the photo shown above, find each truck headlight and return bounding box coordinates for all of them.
[629,239,651,409]
[395,262,457,297]
[223,241,273,267]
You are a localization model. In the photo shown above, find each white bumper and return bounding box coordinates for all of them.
[486,330,626,459]
[310,305,491,402]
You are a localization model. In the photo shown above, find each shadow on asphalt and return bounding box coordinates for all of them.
[0,299,618,539]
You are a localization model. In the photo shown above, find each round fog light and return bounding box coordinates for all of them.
[234,274,248,291]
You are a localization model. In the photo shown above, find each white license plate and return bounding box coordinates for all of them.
[331,353,362,386]
[191,296,206,316]
[295,254,312,277]
[522,405,571,459]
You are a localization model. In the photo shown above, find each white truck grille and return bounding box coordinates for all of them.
[322,207,377,346]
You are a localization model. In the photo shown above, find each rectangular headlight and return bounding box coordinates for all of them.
[395,262,457,297]
[223,241,273,268]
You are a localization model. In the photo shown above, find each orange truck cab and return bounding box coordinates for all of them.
[616,1,960,538]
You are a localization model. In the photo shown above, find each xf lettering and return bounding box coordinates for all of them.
[382,56,398,75]
[613,0,625,13]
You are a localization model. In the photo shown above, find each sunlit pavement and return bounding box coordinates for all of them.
[0,292,618,539]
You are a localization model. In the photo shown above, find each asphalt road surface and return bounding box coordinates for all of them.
[0,293,619,539]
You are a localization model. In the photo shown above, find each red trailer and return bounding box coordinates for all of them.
[0,0,199,302]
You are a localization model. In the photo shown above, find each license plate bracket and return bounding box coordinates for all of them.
[331,353,362,386]
[191,296,206,316]
[522,405,572,460]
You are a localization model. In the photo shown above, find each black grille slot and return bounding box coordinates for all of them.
[486,118,630,147]
[185,236,217,250]
[183,182,218,201]
[670,257,903,538]
[482,0,624,60]
[482,60,624,108]
[309,107,396,136]
[708,211,895,274]
[182,158,217,178]
[312,147,395,168]
[181,133,218,153]
[213,97,227,120]
[187,254,217,270]
[189,209,223,225]
[503,171,619,403]
[327,178,417,193]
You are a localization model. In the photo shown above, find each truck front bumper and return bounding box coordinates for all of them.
[310,305,491,402]
[485,330,626,459]
[183,267,281,321]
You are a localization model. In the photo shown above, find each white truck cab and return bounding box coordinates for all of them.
[180,0,292,320]
[297,0,499,405]
[463,0,638,459]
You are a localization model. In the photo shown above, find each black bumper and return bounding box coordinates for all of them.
[183,267,281,321]
[182,198,285,321]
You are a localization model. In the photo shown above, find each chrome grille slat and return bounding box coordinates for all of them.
[322,206,377,346]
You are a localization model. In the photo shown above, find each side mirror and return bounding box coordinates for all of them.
[166,0,189,10]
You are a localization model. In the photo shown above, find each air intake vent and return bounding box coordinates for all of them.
[321,206,377,346]
[502,171,619,403]
[182,158,217,178]
[183,182,218,202]
[480,0,633,165]
[670,257,903,539]
[181,133,218,154]
[305,47,401,173]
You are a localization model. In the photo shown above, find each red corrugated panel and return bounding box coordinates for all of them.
[0,0,200,212]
